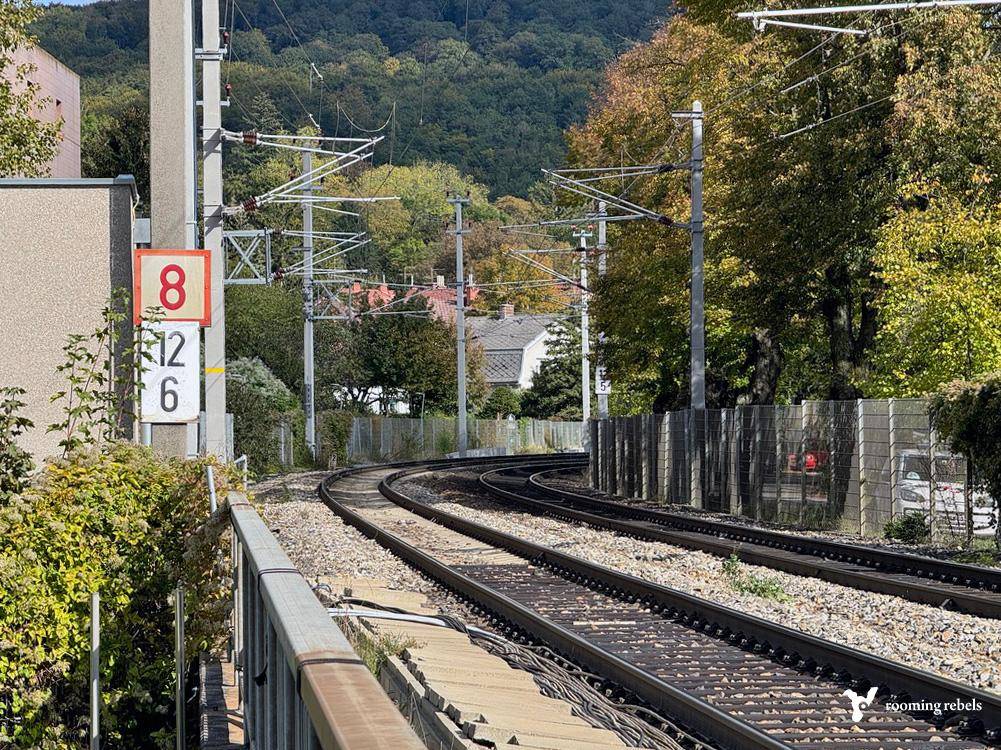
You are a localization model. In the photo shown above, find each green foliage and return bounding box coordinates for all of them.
[0,443,232,749]
[47,291,150,456]
[33,0,664,196]
[929,375,1001,548]
[318,300,487,416]
[479,386,522,419]
[884,513,931,544]
[227,357,305,473]
[346,627,419,678]
[570,9,1001,407]
[866,196,1001,396]
[226,283,305,395]
[316,409,354,468]
[0,387,33,503]
[522,320,587,420]
[721,554,790,602]
[0,0,60,177]
[353,162,498,274]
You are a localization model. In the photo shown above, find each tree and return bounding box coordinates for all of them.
[479,386,522,419]
[226,283,305,396]
[315,300,487,416]
[521,320,588,420]
[866,195,1001,397]
[568,8,1001,407]
[0,0,59,176]
[81,93,150,204]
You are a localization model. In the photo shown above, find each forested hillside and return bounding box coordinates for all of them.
[33,0,668,197]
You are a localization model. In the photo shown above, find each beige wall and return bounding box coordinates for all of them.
[0,180,135,463]
[3,45,81,178]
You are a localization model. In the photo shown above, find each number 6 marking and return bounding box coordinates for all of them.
[160,264,187,310]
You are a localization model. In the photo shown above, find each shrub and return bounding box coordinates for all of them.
[478,386,523,419]
[884,513,931,544]
[0,443,232,749]
[316,410,354,468]
[0,387,33,503]
[929,375,1001,548]
[228,357,306,473]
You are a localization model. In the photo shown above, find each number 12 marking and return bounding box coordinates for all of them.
[159,331,185,367]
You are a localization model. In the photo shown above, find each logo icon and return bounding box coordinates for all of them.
[842,687,878,722]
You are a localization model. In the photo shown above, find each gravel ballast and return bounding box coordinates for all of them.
[251,469,1001,696]
[253,472,431,593]
[404,471,1001,696]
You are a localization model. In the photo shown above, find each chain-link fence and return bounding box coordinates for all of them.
[591,399,998,539]
[347,416,583,463]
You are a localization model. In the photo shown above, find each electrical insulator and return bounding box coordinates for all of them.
[242,197,258,213]
[222,30,231,45]
[242,130,258,145]
[224,83,233,98]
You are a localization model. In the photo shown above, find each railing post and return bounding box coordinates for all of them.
[90,591,100,750]
[206,464,217,514]
[175,586,185,750]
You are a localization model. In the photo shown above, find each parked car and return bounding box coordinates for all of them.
[893,451,998,537]
[785,441,830,476]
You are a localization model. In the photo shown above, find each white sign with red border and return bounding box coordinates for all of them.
[133,249,211,325]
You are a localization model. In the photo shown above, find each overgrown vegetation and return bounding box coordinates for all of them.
[883,513,931,544]
[478,386,523,419]
[346,626,420,678]
[570,5,1001,411]
[0,296,232,748]
[227,356,306,474]
[721,554,790,602]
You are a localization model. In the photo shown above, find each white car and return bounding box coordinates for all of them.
[893,451,998,538]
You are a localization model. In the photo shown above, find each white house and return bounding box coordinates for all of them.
[468,305,556,390]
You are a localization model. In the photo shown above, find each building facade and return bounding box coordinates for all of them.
[0,178,137,462]
[3,45,81,178]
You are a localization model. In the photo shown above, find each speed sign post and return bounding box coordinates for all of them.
[134,250,211,431]
[141,322,200,423]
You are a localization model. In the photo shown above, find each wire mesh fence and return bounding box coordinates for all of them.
[347,416,583,463]
[591,399,998,539]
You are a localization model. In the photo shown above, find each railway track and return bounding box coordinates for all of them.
[318,456,1001,750]
[476,461,1001,620]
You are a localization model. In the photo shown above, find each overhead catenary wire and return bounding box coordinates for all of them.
[778,94,896,138]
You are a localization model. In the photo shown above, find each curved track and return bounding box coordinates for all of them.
[318,456,1001,750]
[477,461,1001,619]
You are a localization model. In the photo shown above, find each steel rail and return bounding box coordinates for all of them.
[319,465,785,750]
[511,465,1001,619]
[318,459,1001,748]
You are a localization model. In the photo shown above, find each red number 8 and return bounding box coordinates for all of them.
[159,264,187,311]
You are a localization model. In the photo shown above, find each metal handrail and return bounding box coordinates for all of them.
[229,491,423,749]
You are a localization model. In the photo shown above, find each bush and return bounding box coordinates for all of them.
[884,513,931,544]
[478,386,523,419]
[317,410,354,468]
[930,375,1001,548]
[0,443,232,749]
[228,357,307,473]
